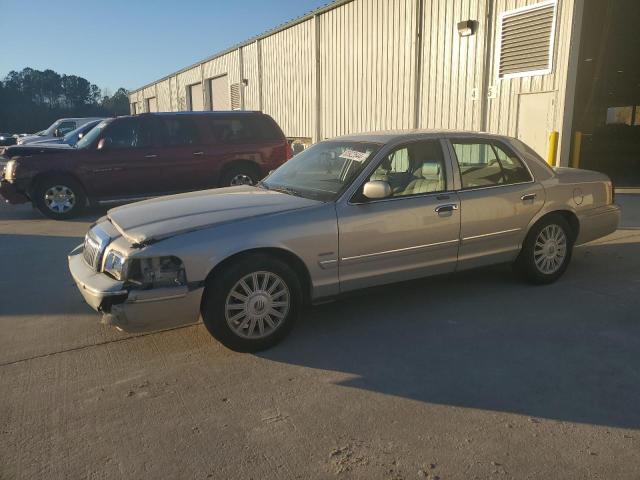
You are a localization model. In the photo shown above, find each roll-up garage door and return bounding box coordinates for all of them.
[189,83,204,111]
[146,97,158,113]
[210,75,230,110]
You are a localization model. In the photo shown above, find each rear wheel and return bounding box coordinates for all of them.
[201,254,302,352]
[33,175,86,220]
[219,164,261,187]
[515,214,574,284]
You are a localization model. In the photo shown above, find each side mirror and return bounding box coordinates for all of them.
[362,180,392,200]
[54,129,62,138]
[97,138,107,150]
[77,132,84,140]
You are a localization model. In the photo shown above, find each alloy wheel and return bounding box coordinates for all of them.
[230,174,254,186]
[533,224,567,275]
[44,185,76,214]
[225,271,290,339]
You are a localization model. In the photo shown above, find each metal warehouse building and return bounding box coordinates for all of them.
[129,0,640,184]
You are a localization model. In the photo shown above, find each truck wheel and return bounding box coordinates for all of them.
[219,164,260,187]
[515,214,574,285]
[201,254,302,352]
[33,175,86,220]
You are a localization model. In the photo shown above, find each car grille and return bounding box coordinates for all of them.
[83,227,110,271]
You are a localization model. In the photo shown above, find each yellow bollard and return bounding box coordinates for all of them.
[547,131,559,167]
[571,131,582,168]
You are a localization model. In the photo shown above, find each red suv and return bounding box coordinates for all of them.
[0,112,292,219]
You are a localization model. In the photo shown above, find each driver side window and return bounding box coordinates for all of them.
[366,140,447,197]
[102,119,153,149]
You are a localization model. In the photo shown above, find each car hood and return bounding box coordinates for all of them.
[4,143,73,158]
[107,186,324,245]
[18,135,51,145]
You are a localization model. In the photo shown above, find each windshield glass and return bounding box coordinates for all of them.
[76,119,112,149]
[63,122,97,145]
[42,120,61,136]
[261,141,381,201]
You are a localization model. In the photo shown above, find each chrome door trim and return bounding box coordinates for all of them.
[462,228,521,242]
[341,239,460,263]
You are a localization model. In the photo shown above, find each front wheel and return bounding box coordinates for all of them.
[33,175,86,220]
[219,164,260,187]
[515,214,574,284]
[201,254,302,352]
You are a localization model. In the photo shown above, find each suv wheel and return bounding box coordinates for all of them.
[201,254,302,352]
[219,165,260,187]
[33,175,86,220]
[515,214,574,284]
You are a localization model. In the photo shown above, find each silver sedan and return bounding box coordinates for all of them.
[69,131,620,351]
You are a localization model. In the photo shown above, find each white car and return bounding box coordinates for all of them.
[17,118,104,145]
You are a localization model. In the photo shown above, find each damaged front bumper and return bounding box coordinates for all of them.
[68,245,203,332]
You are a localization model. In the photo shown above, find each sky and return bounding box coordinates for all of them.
[1,0,329,95]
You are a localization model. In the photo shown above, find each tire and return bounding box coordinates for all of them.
[33,174,86,220]
[201,254,302,352]
[515,214,574,285]
[219,164,261,187]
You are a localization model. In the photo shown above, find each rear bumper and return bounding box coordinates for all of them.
[0,179,29,204]
[576,204,621,245]
[68,245,203,332]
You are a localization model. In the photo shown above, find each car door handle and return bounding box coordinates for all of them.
[435,204,459,214]
[144,154,158,159]
[193,151,204,156]
[521,193,537,202]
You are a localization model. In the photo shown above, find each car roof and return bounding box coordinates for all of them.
[333,129,514,144]
[136,111,265,117]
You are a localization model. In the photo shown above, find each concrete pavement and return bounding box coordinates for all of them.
[1,196,639,479]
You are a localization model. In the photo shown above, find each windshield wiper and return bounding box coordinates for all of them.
[269,185,306,198]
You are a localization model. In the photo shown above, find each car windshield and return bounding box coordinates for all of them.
[63,122,97,145]
[42,121,62,136]
[76,119,112,149]
[260,141,381,202]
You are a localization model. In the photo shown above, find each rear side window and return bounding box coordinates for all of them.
[452,141,532,188]
[204,116,282,144]
[161,117,201,146]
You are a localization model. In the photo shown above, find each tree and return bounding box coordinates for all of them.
[0,67,129,132]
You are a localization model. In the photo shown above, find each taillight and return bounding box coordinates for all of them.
[285,142,293,160]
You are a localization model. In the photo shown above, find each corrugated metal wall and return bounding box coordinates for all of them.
[320,0,417,138]
[261,19,316,138]
[129,0,578,163]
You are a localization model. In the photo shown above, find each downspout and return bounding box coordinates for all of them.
[480,0,495,132]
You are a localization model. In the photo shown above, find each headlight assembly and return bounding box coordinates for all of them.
[4,160,17,180]
[103,250,128,281]
[126,256,186,289]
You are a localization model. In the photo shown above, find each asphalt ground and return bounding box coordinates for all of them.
[1,194,639,479]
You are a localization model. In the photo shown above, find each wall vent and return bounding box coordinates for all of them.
[497,1,557,79]
[230,83,242,110]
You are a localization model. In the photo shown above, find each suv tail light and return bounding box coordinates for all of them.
[285,142,294,160]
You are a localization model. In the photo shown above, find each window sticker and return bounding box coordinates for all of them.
[339,149,371,162]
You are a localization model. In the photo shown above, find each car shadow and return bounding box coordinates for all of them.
[260,238,640,430]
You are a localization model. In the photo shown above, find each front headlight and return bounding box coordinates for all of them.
[103,250,128,280]
[104,254,186,288]
[5,160,16,180]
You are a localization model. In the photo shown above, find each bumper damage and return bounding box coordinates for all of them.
[68,245,203,332]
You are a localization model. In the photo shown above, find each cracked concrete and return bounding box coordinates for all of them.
[1,196,640,479]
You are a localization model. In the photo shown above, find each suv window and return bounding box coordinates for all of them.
[160,117,200,147]
[205,116,280,144]
[101,118,153,149]
[366,140,446,197]
[452,141,531,188]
